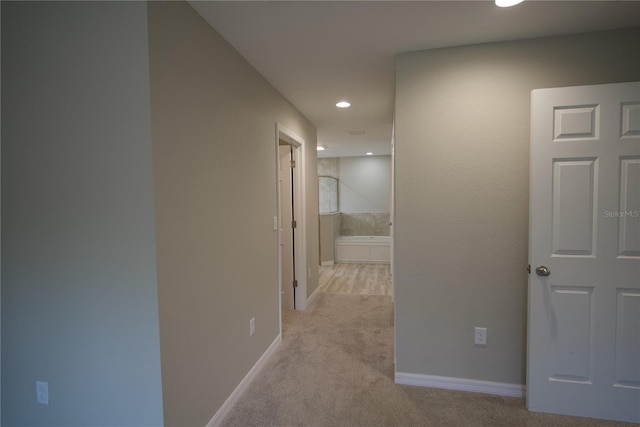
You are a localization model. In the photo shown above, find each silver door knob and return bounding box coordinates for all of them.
[535,266,551,277]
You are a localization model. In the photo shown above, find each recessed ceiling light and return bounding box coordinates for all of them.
[317,145,326,151]
[366,152,374,156]
[336,101,351,108]
[495,0,524,7]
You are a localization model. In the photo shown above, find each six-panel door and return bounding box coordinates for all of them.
[528,82,640,423]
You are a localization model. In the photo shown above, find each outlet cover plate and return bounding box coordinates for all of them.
[475,327,487,346]
[36,381,49,405]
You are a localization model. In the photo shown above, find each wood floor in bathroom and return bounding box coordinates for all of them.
[318,263,392,296]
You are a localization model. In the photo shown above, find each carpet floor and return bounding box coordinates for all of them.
[221,291,635,427]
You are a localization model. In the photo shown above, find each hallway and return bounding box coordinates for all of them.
[220,264,629,427]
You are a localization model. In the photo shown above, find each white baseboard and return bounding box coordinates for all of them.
[207,335,282,427]
[395,372,525,398]
[321,260,334,266]
[306,282,322,306]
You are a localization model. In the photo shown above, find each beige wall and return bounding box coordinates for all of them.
[394,28,640,385]
[147,2,318,425]
[319,213,340,264]
[2,2,164,425]
[2,2,319,425]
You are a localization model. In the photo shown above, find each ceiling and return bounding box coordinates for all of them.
[189,0,640,158]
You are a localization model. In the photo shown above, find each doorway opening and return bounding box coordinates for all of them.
[275,124,308,328]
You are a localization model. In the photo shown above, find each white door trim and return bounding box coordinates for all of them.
[275,124,308,323]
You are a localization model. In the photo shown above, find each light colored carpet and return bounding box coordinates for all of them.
[221,290,634,426]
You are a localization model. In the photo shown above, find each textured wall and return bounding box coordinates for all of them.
[340,213,390,236]
[147,2,318,425]
[319,176,339,213]
[1,2,164,425]
[395,28,640,385]
[318,157,339,178]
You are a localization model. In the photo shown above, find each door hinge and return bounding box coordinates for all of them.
[290,160,296,168]
[292,220,297,229]
[292,279,298,288]
[527,264,531,274]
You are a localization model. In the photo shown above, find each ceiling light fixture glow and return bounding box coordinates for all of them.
[336,101,351,108]
[317,145,326,151]
[366,152,374,156]
[495,0,524,7]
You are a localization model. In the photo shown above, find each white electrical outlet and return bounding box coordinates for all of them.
[36,381,49,405]
[475,327,487,346]
[249,317,256,336]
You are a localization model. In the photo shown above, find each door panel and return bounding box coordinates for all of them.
[552,159,597,256]
[619,158,640,256]
[621,102,640,138]
[615,290,640,387]
[528,82,640,423]
[548,286,593,383]
[553,105,599,141]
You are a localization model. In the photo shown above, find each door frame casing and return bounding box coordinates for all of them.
[275,124,308,327]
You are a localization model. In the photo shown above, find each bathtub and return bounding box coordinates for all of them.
[335,235,390,264]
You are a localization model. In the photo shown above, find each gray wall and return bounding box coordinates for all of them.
[339,156,391,236]
[1,2,163,425]
[394,28,640,385]
[339,156,391,213]
[147,2,318,425]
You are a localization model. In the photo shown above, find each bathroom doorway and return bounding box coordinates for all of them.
[275,124,309,324]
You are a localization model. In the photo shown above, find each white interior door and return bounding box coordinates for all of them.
[279,144,295,311]
[528,82,640,423]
